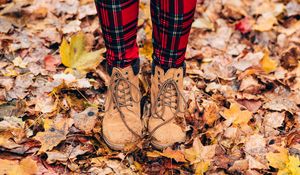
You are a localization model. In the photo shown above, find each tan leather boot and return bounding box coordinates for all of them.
[102,66,142,150]
[148,66,186,149]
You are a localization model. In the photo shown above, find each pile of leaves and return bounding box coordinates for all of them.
[0,0,299,174]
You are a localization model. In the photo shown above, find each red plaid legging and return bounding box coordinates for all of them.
[95,0,196,69]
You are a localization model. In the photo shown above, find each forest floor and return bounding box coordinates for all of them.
[0,0,300,174]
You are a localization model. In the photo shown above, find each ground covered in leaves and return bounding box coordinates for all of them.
[0,0,300,174]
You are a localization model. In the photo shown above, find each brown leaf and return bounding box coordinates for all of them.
[0,157,38,175]
[147,147,187,163]
[72,107,98,134]
[34,115,73,153]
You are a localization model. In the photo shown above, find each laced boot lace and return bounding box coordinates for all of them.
[106,71,141,138]
[149,78,186,136]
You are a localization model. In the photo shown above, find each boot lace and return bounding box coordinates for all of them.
[149,78,186,136]
[106,71,141,138]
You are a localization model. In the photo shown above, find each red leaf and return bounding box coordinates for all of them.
[44,55,60,72]
[235,18,252,34]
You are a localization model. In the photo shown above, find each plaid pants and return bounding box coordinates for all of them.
[95,0,196,69]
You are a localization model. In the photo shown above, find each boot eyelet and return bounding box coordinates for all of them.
[177,73,180,77]
[125,72,128,74]
[158,71,160,75]
[176,80,178,82]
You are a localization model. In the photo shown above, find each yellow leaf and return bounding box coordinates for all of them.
[287,156,300,175]
[60,38,71,67]
[147,147,187,162]
[195,161,210,175]
[184,138,216,165]
[221,102,252,125]
[266,147,300,175]
[0,157,38,175]
[60,32,105,72]
[266,147,289,170]
[260,51,277,73]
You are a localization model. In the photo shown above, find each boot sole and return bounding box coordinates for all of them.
[102,133,125,151]
[151,140,172,150]
[151,136,186,150]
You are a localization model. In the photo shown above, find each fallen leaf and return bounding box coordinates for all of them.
[46,145,88,164]
[253,12,277,31]
[0,157,38,175]
[235,17,253,34]
[44,55,61,72]
[266,146,300,175]
[34,115,73,153]
[60,32,105,72]
[184,137,216,164]
[192,17,214,30]
[0,131,21,149]
[260,51,277,73]
[13,56,28,68]
[246,154,267,169]
[263,96,298,112]
[244,134,266,155]
[62,20,81,34]
[147,147,187,162]
[202,100,220,126]
[194,161,210,175]
[72,107,98,134]
[220,102,252,126]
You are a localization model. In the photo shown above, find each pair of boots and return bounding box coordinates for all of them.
[102,61,186,150]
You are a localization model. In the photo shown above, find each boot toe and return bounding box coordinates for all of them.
[150,120,186,149]
[102,113,142,150]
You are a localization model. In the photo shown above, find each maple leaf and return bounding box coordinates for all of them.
[0,157,38,175]
[184,138,216,174]
[147,147,187,162]
[220,102,252,126]
[266,146,300,175]
[34,115,73,153]
[59,32,105,72]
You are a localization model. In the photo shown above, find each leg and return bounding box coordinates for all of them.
[95,0,139,68]
[149,0,196,149]
[95,0,142,150]
[151,0,196,70]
